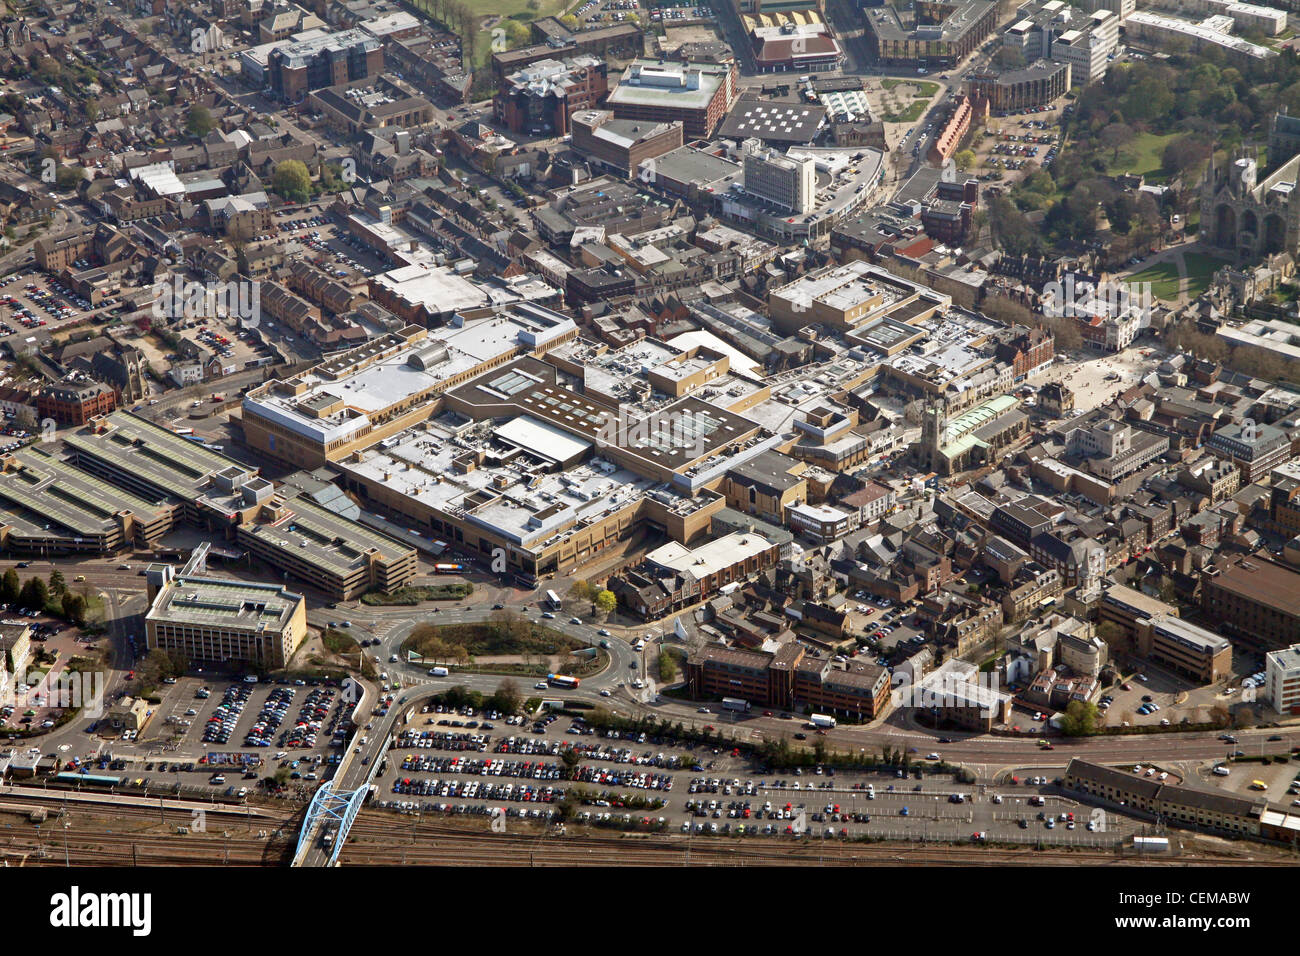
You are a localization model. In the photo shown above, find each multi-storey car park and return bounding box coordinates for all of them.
[48,411,417,599]
[0,446,176,554]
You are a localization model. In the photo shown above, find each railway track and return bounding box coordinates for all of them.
[0,794,1286,867]
[339,815,1288,867]
[0,794,299,866]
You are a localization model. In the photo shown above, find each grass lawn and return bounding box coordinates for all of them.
[466,0,569,13]
[1127,259,1182,301]
[883,101,928,124]
[406,0,572,69]
[1106,132,1179,182]
[881,79,939,97]
[1128,251,1228,302]
[1181,251,1228,300]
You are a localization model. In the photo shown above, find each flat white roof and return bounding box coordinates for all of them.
[495,415,592,463]
[647,530,776,578]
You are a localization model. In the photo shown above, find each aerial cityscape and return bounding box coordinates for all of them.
[0,0,1296,896]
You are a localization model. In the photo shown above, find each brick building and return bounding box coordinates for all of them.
[493,56,609,136]
[36,380,117,426]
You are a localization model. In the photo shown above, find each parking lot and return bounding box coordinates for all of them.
[971,107,1067,184]
[371,703,1141,845]
[575,0,710,27]
[273,210,392,282]
[0,272,121,341]
[108,676,354,796]
[1206,755,1300,807]
[0,616,88,734]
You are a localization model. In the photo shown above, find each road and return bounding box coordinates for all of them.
[19,558,1300,779]
[313,595,1300,778]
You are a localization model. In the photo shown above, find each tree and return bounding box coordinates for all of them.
[1059,700,1099,736]
[1,568,19,604]
[658,649,678,682]
[569,580,594,604]
[981,295,1034,327]
[55,166,83,191]
[954,149,976,172]
[1096,620,1132,658]
[19,576,49,612]
[62,591,87,626]
[186,105,215,138]
[1098,122,1136,164]
[594,589,616,616]
[560,747,582,770]
[994,46,1025,69]
[490,678,522,716]
[502,19,530,47]
[48,569,66,596]
[271,160,312,203]
[1042,314,1082,352]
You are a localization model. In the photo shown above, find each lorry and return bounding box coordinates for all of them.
[721,698,751,713]
[809,713,836,729]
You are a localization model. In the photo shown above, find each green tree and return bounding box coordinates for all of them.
[48,569,66,596]
[186,106,215,138]
[954,149,976,171]
[594,589,616,616]
[61,591,87,626]
[19,576,49,611]
[271,160,312,203]
[1059,700,1099,737]
[1,568,19,604]
[55,166,83,191]
[569,580,593,604]
[658,649,678,682]
[560,747,582,770]
[503,19,531,47]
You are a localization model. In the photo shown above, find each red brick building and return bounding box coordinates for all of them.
[36,381,117,426]
[994,326,1053,382]
[268,30,384,102]
[494,56,609,136]
[686,642,891,719]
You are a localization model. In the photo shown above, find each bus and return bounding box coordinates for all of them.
[545,589,562,611]
[547,674,579,689]
[433,562,469,573]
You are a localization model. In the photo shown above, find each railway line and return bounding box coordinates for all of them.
[1,790,1288,868]
[337,814,1288,868]
[0,794,299,866]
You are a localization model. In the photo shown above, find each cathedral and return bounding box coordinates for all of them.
[1200,149,1300,262]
